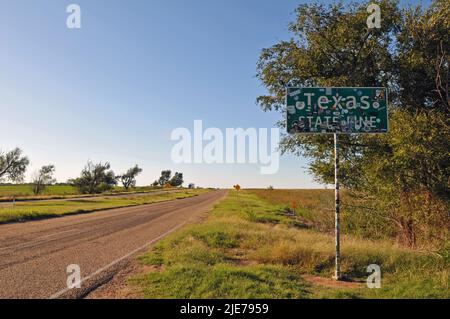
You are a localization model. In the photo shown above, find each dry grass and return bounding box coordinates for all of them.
[249,189,348,232]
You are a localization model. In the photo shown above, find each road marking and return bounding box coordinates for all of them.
[48,221,188,299]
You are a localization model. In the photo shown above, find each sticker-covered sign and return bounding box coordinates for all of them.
[286,87,388,134]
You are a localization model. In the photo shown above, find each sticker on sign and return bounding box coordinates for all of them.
[286,87,388,134]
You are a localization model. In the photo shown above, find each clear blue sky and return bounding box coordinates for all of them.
[0,0,427,188]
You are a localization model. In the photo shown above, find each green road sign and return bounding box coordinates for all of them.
[286,87,388,134]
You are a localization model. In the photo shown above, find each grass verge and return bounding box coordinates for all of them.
[0,189,209,224]
[0,185,168,202]
[131,190,449,299]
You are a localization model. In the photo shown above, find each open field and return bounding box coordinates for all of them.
[0,189,209,224]
[0,185,79,197]
[0,184,165,202]
[249,189,338,232]
[130,190,449,299]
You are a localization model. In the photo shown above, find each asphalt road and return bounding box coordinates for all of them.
[0,190,227,299]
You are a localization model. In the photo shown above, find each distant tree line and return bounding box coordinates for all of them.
[152,170,184,188]
[0,149,185,195]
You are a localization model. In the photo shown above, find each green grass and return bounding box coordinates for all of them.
[0,184,165,201]
[0,189,208,223]
[131,190,449,299]
[0,185,79,198]
[131,264,308,299]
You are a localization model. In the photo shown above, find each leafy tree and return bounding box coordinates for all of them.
[0,148,30,182]
[31,165,56,195]
[153,170,184,187]
[355,110,450,246]
[69,161,117,194]
[118,165,142,190]
[256,0,449,247]
[157,170,172,187]
[257,0,401,188]
[169,172,184,187]
[397,0,449,113]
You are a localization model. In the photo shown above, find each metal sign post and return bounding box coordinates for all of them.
[286,87,389,281]
[334,133,341,280]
